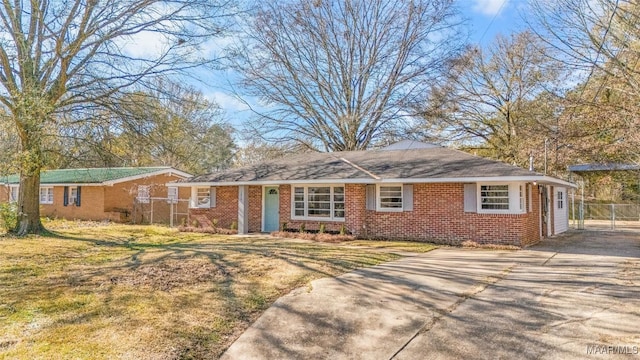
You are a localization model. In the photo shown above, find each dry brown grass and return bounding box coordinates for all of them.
[270,230,355,242]
[461,240,520,250]
[344,240,438,253]
[0,222,399,359]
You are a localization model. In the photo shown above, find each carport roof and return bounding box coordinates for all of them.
[178,144,575,188]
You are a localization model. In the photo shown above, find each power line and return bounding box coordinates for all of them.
[478,0,509,44]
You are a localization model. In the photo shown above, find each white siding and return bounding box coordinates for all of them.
[554,187,569,234]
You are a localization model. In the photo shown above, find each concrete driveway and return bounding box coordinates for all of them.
[221,232,640,359]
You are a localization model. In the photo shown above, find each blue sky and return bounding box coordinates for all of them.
[203,0,528,126]
[462,0,526,45]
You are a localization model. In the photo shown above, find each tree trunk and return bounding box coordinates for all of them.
[14,119,46,236]
[15,170,44,235]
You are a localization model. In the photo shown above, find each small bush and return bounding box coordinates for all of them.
[318,223,326,234]
[339,224,347,235]
[280,222,287,232]
[212,218,219,228]
[299,223,306,233]
[230,221,238,230]
[0,202,18,231]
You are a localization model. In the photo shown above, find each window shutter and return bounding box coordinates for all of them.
[464,184,477,213]
[75,186,82,206]
[403,184,413,211]
[210,187,216,208]
[365,185,375,210]
[63,186,69,207]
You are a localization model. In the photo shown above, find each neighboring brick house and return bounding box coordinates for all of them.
[1,167,191,223]
[173,141,575,246]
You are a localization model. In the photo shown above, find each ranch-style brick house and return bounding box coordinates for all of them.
[173,141,575,246]
[1,167,191,223]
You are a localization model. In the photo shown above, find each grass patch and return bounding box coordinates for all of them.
[345,240,438,253]
[0,223,399,359]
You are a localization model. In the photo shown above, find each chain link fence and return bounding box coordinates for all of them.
[133,197,190,227]
[570,202,640,231]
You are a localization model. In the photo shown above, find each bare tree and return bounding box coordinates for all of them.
[530,0,640,101]
[421,31,566,167]
[52,79,237,174]
[0,0,234,235]
[529,0,640,166]
[230,0,465,151]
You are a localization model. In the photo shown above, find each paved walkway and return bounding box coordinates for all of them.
[221,232,640,359]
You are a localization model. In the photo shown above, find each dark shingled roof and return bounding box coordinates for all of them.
[183,147,543,184]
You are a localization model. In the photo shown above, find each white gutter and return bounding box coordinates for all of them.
[167,175,576,188]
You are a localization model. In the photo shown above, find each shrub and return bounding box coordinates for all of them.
[280,222,287,232]
[0,202,18,231]
[230,221,238,230]
[318,223,326,234]
[212,218,218,228]
[299,223,306,233]
[339,224,347,235]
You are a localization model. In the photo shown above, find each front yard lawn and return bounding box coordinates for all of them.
[0,223,403,359]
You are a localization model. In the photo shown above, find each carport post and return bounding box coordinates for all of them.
[611,204,615,230]
[579,180,585,230]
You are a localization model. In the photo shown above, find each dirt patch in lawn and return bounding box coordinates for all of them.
[112,257,227,291]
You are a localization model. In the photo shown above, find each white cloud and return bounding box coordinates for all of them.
[207,91,250,112]
[472,0,509,16]
[121,31,170,58]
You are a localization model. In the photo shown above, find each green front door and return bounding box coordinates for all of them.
[264,187,280,232]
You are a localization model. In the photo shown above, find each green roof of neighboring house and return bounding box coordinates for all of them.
[1,167,190,185]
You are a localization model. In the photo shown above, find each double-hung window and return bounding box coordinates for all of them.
[9,186,19,202]
[40,187,54,204]
[557,191,564,209]
[137,185,150,204]
[69,187,78,205]
[292,185,345,221]
[480,185,510,210]
[196,187,211,208]
[167,187,178,204]
[377,185,403,211]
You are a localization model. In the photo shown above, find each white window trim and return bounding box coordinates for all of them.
[167,186,178,204]
[376,184,403,212]
[191,187,212,208]
[137,185,151,204]
[477,182,527,214]
[68,186,78,205]
[290,184,345,222]
[9,185,19,203]
[557,190,564,209]
[39,187,54,204]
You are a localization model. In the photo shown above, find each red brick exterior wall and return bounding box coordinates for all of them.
[1,173,188,223]
[277,182,543,247]
[189,186,238,229]
[248,186,262,232]
[188,182,546,246]
[521,184,541,246]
